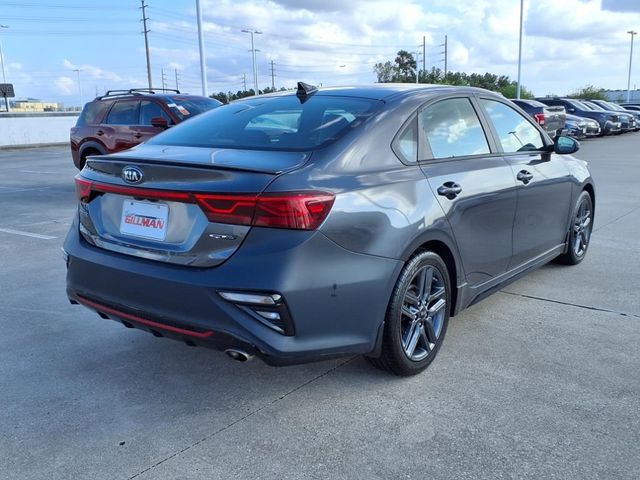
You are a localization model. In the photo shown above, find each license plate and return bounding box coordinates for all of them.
[582,128,587,134]
[120,200,169,241]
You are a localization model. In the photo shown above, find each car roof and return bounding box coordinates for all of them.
[252,84,501,102]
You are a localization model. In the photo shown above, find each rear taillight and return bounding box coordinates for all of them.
[75,177,92,202]
[195,192,334,230]
[195,194,258,226]
[253,193,335,230]
[534,113,545,125]
[74,176,335,230]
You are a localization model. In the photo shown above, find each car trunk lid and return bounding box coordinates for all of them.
[77,146,312,267]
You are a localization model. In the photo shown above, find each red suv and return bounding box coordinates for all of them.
[70,88,222,169]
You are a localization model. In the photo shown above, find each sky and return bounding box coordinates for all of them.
[1,0,640,107]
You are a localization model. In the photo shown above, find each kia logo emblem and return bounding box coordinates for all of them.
[122,166,144,184]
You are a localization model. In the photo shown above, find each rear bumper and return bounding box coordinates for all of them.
[64,216,403,365]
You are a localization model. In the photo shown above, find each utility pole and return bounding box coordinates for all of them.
[242,29,261,95]
[242,73,247,92]
[175,68,180,91]
[161,68,167,90]
[73,69,83,108]
[444,35,448,78]
[196,0,207,96]
[0,25,8,85]
[140,0,152,89]
[516,0,524,99]
[627,30,637,103]
[422,35,426,82]
[270,60,275,90]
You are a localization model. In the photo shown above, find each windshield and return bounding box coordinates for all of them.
[149,94,382,151]
[167,97,222,120]
[605,102,624,111]
[583,101,605,111]
[568,100,590,110]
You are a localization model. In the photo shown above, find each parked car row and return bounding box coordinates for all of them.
[511,97,640,140]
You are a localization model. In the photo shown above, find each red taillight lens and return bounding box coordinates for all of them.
[534,113,545,125]
[253,192,335,230]
[75,176,335,231]
[194,194,258,225]
[74,176,92,202]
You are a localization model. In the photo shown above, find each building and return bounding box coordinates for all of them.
[9,98,64,112]
[603,89,640,103]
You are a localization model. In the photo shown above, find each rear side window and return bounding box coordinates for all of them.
[392,117,418,163]
[481,99,544,153]
[140,100,172,126]
[147,95,381,151]
[76,101,109,126]
[420,98,490,159]
[106,100,140,125]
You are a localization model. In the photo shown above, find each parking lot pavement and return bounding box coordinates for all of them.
[1,138,639,480]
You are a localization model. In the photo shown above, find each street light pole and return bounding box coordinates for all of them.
[73,69,83,109]
[242,29,261,95]
[516,0,524,99]
[196,0,207,96]
[627,30,637,103]
[0,25,8,85]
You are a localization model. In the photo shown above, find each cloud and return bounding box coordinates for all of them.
[54,76,76,95]
[62,59,122,82]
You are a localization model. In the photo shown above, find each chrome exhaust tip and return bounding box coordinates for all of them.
[224,349,254,362]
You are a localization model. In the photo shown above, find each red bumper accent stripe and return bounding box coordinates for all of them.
[76,295,214,339]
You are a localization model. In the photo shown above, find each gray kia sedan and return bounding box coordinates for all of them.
[64,83,595,376]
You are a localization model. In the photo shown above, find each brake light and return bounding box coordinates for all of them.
[534,113,545,125]
[75,177,92,202]
[253,192,335,230]
[194,194,258,225]
[74,176,335,230]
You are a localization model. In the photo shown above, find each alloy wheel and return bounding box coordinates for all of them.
[400,266,447,362]
[573,197,592,257]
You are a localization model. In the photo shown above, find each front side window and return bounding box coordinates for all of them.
[481,99,544,153]
[106,101,139,125]
[420,98,490,159]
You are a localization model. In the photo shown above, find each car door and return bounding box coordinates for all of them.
[103,100,140,152]
[478,97,573,268]
[133,100,174,144]
[418,96,518,286]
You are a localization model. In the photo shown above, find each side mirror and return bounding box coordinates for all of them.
[554,135,579,155]
[150,116,169,129]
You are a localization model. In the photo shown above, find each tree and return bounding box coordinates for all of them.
[394,50,417,82]
[499,84,534,99]
[567,85,607,100]
[373,61,395,83]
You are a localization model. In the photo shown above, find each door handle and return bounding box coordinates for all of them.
[96,130,104,136]
[133,133,143,139]
[437,182,462,199]
[517,170,533,184]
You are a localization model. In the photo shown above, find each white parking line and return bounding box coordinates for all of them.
[0,228,56,240]
[19,170,59,174]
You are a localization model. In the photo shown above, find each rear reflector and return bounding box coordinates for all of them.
[75,175,335,230]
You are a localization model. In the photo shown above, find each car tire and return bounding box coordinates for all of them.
[368,251,451,376]
[79,149,102,170]
[556,190,593,265]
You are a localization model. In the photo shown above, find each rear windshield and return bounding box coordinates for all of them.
[148,95,382,151]
[166,97,222,120]
[76,101,110,126]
